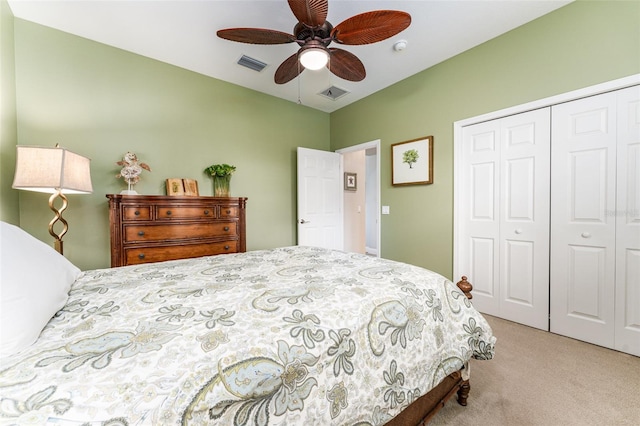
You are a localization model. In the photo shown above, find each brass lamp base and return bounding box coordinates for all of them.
[48,190,68,255]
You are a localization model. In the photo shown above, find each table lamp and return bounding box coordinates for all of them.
[12,144,93,255]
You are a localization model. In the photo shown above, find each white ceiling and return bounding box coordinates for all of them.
[8,0,572,113]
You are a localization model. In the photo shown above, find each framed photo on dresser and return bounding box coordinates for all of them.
[166,178,199,196]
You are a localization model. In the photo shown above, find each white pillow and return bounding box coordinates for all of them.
[0,221,81,357]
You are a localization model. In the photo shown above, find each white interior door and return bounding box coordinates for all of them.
[296,147,343,250]
[459,108,550,329]
[615,85,640,356]
[550,92,618,348]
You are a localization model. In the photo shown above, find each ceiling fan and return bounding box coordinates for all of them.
[217,0,411,84]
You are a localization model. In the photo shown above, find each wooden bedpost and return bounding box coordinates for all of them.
[457,380,470,406]
[455,277,472,408]
[456,276,473,299]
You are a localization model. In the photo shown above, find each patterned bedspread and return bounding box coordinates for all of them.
[0,246,495,425]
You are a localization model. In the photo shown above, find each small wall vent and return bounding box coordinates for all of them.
[318,86,349,101]
[237,55,267,72]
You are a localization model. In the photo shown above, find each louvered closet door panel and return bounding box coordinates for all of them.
[460,121,501,316]
[499,109,550,330]
[615,85,640,356]
[550,92,618,348]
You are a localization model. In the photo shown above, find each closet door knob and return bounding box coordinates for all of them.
[581,232,591,238]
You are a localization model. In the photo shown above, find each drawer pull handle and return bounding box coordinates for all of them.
[226,210,231,214]
[134,210,140,216]
[224,245,230,250]
[138,231,145,236]
[166,210,172,216]
[581,232,591,238]
[204,210,210,215]
[223,226,230,231]
[138,253,145,259]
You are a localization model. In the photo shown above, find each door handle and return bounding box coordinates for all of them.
[299,219,311,224]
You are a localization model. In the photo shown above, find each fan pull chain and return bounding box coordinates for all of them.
[297,60,302,105]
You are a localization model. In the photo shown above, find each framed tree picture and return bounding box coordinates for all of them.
[391,136,434,186]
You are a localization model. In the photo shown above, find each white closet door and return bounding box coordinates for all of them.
[550,92,618,348]
[499,110,550,330]
[615,86,640,356]
[460,120,501,316]
[460,109,550,329]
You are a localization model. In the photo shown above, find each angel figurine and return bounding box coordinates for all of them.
[116,152,151,194]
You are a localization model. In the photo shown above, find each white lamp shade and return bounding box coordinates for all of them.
[12,145,93,194]
[299,48,329,70]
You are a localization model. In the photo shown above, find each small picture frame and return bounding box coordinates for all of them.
[166,178,185,196]
[166,178,200,196]
[391,136,434,186]
[344,172,357,191]
[183,179,199,196]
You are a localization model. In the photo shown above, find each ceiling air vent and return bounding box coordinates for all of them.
[237,55,267,72]
[318,86,349,101]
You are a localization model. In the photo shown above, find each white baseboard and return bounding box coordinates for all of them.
[365,246,378,256]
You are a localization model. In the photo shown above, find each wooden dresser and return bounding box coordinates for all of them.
[107,194,247,267]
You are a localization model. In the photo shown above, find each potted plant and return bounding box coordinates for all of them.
[204,163,236,197]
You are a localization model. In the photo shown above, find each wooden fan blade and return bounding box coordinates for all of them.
[275,52,303,84]
[217,28,295,44]
[331,11,411,45]
[328,48,366,82]
[288,0,328,27]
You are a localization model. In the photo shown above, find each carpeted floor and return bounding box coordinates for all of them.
[430,315,640,425]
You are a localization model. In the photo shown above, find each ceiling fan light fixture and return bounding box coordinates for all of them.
[299,46,329,70]
[217,1,412,84]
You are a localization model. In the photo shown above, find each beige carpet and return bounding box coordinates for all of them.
[430,315,640,425]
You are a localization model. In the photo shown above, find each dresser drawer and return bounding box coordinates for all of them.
[124,241,239,265]
[156,206,216,220]
[124,222,237,242]
[219,206,239,218]
[123,206,152,221]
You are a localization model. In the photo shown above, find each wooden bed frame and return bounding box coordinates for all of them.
[386,276,474,426]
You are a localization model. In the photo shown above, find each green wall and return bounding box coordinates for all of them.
[330,0,640,278]
[0,0,19,225]
[11,18,329,270]
[3,1,639,276]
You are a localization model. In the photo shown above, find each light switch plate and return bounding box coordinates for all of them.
[382,206,390,215]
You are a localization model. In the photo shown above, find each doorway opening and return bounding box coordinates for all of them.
[337,140,381,257]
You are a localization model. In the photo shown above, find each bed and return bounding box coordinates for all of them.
[0,222,495,425]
